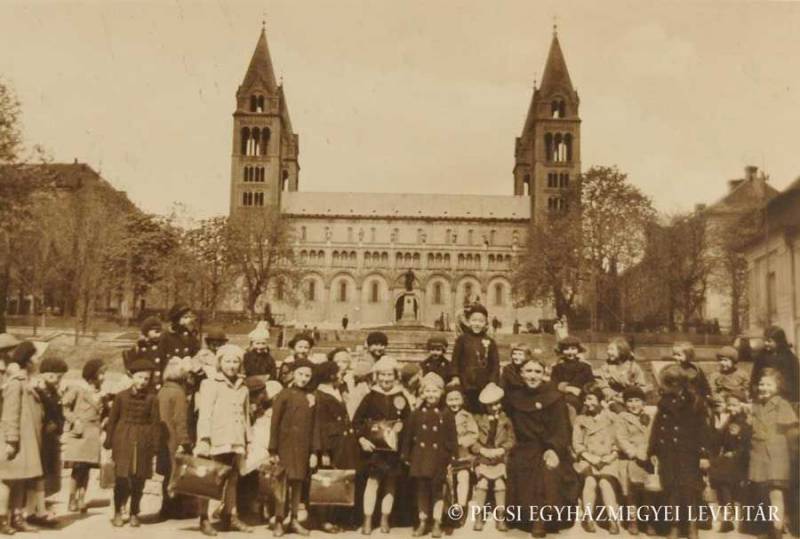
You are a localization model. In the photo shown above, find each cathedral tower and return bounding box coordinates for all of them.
[229,25,299,215]
[513,28,581,221]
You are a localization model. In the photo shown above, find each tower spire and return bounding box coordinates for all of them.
[240,25,278,93]
[538,28,574,95]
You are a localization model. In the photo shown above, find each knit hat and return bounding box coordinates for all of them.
[265,380,283,400]
[366,331,388,346]
[216,344,245,364]
[10,341,36,367]
[426,335,448,350]
[248,321,270,342]
[40,356,69,374]
[372,355,398,373]
[288,332,315,349]
[168,303,192,324]
[245,376,266,394]
[420,372,444,391]
[400,361,420,384]
[81,359,106,382]
[556,335,585,353]
[622,387,646,402]
[129,358,156,373]
[205,327,228,344]
[292,357,315,372]
[140,317,162,334]
[478,382,504,405]
[0,333,20,351]
[716,346,739,362]
[466,303,488,318]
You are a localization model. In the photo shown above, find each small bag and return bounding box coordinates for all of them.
[644,461,662,493]
[257,462,287,506]
[365,420,400,451]
[308,469,356,507]
[169,454,233,500]
[99,450,115,489]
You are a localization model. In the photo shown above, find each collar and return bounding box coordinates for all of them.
[213,371,245,389]
[317,383,343,402]
[371,383,403,396]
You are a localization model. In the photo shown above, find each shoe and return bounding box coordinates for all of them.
[273,522,285,537]
[0,517,14,536]
[412,519,428,537]
[68,494,78,513]
[129,515,141,528]
[581,520,596,533]
[473,518,485,532]
[78,490,88,514]
[226,516,253,533]
[431,521,442,538]
[497,519,509,532]
[687,522,699,539]
[200,519,218,537]
[361,515,373,535]
[10,517,36,533]
[379,514,390,534]
[289,520,310,536]
[111,513,125,528]
[321,522,341,534]
[719,521,734,533]
[608,521,620,535]
[531,520,546,538]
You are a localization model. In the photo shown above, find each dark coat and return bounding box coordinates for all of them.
[675,362,712,402]
[420,355,453,383]
[648,390,712,492]
[452,331,499,392]
[750,329,799,403]
[159,328,200,360]
[709,412,750,487]
[245,349,277,379]
[105,387,161,479]
[124,337,167,374]
[312,386,360,469]
[500,364,524,392]
[551,359,595,411]
[505,383,578,514]
[401,402,457,481]
[156,381,191,475]
[352,386,411,477]
[35,384,64,480]
[269,386,316,481]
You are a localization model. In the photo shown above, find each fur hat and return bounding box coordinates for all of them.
[40,356,69,374]
[81,359,106,382]
[140,317,162,334]
[716,346,739,362]
[216,344,245,364]
[478,382,504,405]
[167,303,192,324]
[372,355,398,373]
[288,332,315,349]
[420,372,444,391]
[466,303,488,318]
[248,321,270,342]
[556,336,585,353]
[426,336,448,350]
[622,386,646,402]
[366,331,388,346]
[129,358,156,373]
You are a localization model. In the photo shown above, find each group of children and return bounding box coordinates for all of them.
[0,303,798,539]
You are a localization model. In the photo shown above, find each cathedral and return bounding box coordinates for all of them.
[228,26,581,331]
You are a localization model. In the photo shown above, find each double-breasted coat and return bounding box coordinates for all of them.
[401,402,457,482]
[572,410,620,480]
[159,328,200,361]
[312,385,360,469]
[614,410,653,492]
[420,355,453,384]
[269,385,316,481]
[196,372,250,456]
[124,337,166,375]
[156,381,191,475]
[471,412,515,480]
[452,332,499,393]
[104,387,161,479]
[62,381,107,465]
[748,395,798,485]
[0,371,44,480]
[352,385,411,477]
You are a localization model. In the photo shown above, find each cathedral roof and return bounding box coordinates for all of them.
[538,32,574,96]
[281,191,530,221]
[240,28,278,93]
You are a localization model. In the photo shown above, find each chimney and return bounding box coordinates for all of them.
[73,158,78,164]
[745,165,758,182]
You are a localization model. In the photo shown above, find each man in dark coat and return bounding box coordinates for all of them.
[750,325,799,403]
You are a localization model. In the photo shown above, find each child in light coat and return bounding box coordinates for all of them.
[444,385,478,527]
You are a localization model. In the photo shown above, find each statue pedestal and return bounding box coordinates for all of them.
[396,293,419,326]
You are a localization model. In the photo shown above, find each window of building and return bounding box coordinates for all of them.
[468,230,474,245]
[338,281,348,302]
[433,282,443,305]
[370,281,379,303]
[300,226,307,241]
[767,271,777,321]
[523,174,531,195]
[464,283,473,303]
[559,173,569,188]
[494,283,504,306]
[254,192,264,206]
[242,191,253,206]
[306,280,316,302]
[547,172,558,188]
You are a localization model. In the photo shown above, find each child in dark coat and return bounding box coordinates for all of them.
[452,304,499,413]
[245,322,278,380]
[352,356,411,534]
[124,316,166,382]
[709,390,750,533]
[550,336,594,417]
[500,344,529,392]
[105,359,161,528]
[269,358,317,536]
[420,336,453,383]
[402,373,457,538]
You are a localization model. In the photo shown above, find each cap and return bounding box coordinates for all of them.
[40,356,69,374]
[426,335,448,350]
[478,382,504,405]
[0,333,20,351]
[372,355,398,373]
[129,358,156,373]
[622,387,646,402]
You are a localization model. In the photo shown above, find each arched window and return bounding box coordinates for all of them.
[381,252,389,265]
[433,282,443,305]
[547,172,558,188]
[257,95,265,112]
[240,127,251,155]
[512,231,519,246]
[544,133,553,162]
[338,281,348,302]
[565,133,573,162]
[554,133,565,162]
[254,192,264,206]
[364,252,372,266]
[300,226,307,241]
[306,280,316,302]
[250,95,257,112]
[523,174,531,196]
[242,191,253,206]
[559,173,569,188]
[370,281,380,303]
[494,283,504,306]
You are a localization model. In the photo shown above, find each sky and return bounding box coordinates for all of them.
[0,0,798,218]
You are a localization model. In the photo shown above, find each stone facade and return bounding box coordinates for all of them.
[228,28,580,330]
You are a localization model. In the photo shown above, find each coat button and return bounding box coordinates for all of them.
[420,442,425,448]
[433,443,438,449]
[422,425,427,430]
[433,426,438,432]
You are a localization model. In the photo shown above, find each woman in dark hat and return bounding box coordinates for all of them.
[159,303,200,362]
[105,358,161,528]
[62,358,109,513]
[750,325,799,404]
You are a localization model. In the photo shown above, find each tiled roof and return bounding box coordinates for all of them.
[281,191,530,221]
[539,33,574,96]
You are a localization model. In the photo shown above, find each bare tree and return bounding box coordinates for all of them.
[182,216,234,320]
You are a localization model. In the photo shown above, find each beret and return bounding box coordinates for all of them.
[556,336,585,353]
[622,387,646,402]
[129,358,156,373]
[716,346,739,362]
[140,317,162,334]
[426,336,448,349]
[167,303,192,323]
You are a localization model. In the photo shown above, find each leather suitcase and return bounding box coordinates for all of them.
[99,450,115,489]
[169,454,233,500]
[308,469,356,507]
[365,419,400,451]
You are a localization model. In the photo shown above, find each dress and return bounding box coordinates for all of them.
[62,381,107,466]
[0,371,44,480]
[748,395,798,486]
[104,387,161,479]
[269,385,316,481]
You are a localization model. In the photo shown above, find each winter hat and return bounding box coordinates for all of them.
[478,382,504,405]
[248,321,270,342]
[556,336,585,353]
[10,341,36,367]
[658,364,689,391]
[292,357,315,373]
[288,332,315,349]
[445,382,465,398]
[81,359,106,382]
[140,317,162,334]
[366,332,388,346]
[426,335,448,350]
[168,303,192,324]
[725,388,748,403]
[216,344,245,364]
[622,387,646,402]
[314,361,340,385]
[372,355,398,374]
[129,358,156,373]
[466,303,488,318]
[400,361,420,384]
[0,333,20,351]
[327,347,349,362]
[265,380,283,400]
[245,376,266,394]
[420,372,444,391]
[716,346,739,362]
[205,327,228,344]
[40,356,69,374]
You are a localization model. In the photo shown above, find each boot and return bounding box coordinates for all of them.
[361,515,373,536]
[111,513,125,528]
[273,521,285,537]
[431,520,443,538]
[687,522,699,539]
[608,521,620,535]
[200,519,218,537]
[379,514,390,534]
[531,519,546,538]
[129,515,141,528]
[412,519,428,537]
[225,515,253,533]
[473,517,485,532]
[10,515,36,533]
[78,489,88,514]
[497,518,509,532]
[0,516,14,536]
[581,519,596,533]
[289,519,310,536]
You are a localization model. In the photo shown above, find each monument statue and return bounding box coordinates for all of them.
[403,268,416,292]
